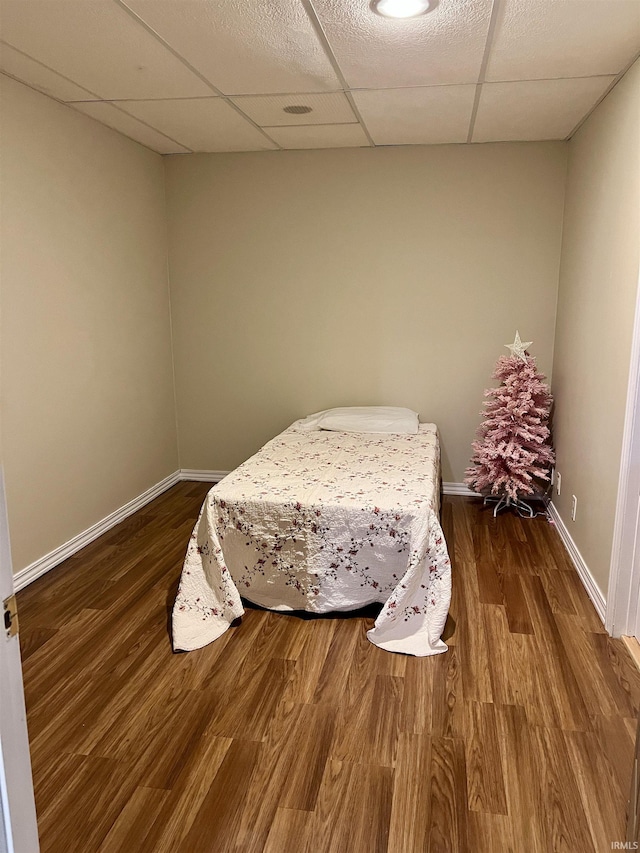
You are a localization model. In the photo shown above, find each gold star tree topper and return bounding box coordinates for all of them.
[505,331,532,362]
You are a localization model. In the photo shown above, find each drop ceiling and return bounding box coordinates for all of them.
[0,0,639,154]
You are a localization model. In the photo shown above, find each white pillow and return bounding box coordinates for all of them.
[298,406,420,435]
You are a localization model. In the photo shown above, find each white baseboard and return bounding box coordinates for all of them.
[179,469,229,483]
[442,482,481,497]
[13,470,181,592]
[547,501,606,624]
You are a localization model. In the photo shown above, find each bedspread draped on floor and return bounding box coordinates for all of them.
[172,422,451,656]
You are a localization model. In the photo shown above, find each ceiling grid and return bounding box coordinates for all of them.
[0,0,638,154]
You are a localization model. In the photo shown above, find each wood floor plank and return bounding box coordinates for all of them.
[401,654,434,734]
[25,578,169,722]
[464,700,508,815]
[522,574,590,730]
[496,704,544,852]
[472,522,504,605]
[330,673,404,768]
[198,608,270,693]
[500,574,534,634]
[97,787,169,853]
[452,505,494,703]
[23,607,108,708]
[387,732,431,853]
[427,736,469,853]
[164,626,239,692]
[281,617,337,704]
[18,625,60,661]
[36,756,140,853]
[565,729,628,850]
[235,606,308,668]
[475,556,504,606]
[176,739,261,853]
[87,670,202,765]
[70,635,171,760]
[206,657,294,742]
[482,604,524,708]
[467,811,515,853]
[218,701,299,853]
[538,564,578,615]
[232,700,337,852]
[594,633,640,715]
[263,808,312,853]
[591,712,636,798]
[311,617,361,706]
[135,691,219,790]
[142,735,233,853]
[481,513,507,567]
[431,646,465,738]
[305,760,393,853]
[279,703,337,810]
[238,657,297,742]
[31,753,87,820]
[554,614,635,718]
[529,726,594,852]
[17,557,116,629]
[482,600,558,726]
[29,669,128,774]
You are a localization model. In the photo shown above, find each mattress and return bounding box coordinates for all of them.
[172,422,451,656]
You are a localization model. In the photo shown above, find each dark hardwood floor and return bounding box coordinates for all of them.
[16,482,640,852]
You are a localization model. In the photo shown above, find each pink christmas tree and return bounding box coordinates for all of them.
[465,332,554,505]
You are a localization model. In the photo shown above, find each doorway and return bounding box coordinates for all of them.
[608,269,640,639]
[0,465,39,853]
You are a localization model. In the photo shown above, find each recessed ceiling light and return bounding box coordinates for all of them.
[372,0,433,18]
[283,105,313,115]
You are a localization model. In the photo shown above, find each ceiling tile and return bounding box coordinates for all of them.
[353,85,476,145]
[230,92,356,127]
[472,77,616,143]
[0,42,98,102]
[120,0,341,95]
[487,0,640,82]
[114,98,277,152]
[70,101,190,153]
[311,0,493,88]
[266,123,370,149]
[0,1,212,99]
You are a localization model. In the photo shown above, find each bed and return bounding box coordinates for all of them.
[172,419,451,656]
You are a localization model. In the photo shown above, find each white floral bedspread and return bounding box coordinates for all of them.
[172,422,451,656]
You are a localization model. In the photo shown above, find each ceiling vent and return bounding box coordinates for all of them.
[283,105,313,115]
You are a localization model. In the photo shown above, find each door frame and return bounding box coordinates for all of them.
[607,268,640,637]
[0,466,39,853]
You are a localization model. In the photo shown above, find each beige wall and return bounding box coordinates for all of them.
[165,142,567,482]
[0,76,179,573]
[552,58,640,597]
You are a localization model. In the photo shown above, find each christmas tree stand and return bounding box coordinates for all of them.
[483,494,534,518]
